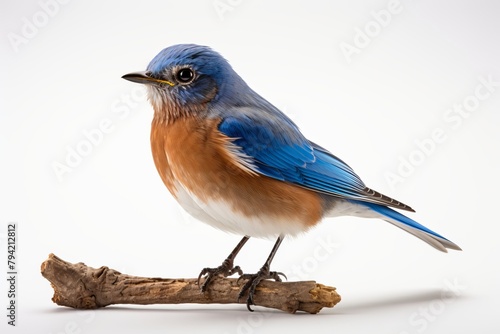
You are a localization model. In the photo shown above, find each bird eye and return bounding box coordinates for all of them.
[176,68,194,84]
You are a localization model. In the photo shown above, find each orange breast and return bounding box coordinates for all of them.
[151,116,324,229]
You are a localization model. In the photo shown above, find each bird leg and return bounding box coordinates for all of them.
[197,236,249,292]
[238,235,286,311]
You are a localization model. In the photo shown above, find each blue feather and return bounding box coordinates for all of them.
[360,202,448,240]
[218,114,369,201]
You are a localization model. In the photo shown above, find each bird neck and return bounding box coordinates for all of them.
[149,92,208,125]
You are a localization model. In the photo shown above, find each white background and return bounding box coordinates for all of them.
[1,0,499,333]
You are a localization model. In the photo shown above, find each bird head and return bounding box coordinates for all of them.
[122,44,246,122]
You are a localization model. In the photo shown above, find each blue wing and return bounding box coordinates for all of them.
[218,113,413,211]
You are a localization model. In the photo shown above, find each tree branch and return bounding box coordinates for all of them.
[40,253,340,314]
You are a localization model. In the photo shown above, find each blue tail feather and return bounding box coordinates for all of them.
[359,201,461,252]
[362,202,448,240]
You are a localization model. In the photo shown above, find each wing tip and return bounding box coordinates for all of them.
[403,204,416,213]
[363,187,416,212]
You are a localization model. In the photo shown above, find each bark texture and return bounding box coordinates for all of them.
[41,254,340,314]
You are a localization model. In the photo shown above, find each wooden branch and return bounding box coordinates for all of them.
[40,253,340,314]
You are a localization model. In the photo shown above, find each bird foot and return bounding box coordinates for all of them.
[197,259,243,292]
[237,268,287,311]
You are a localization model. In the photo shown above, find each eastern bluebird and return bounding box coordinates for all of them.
[122,44,461,311]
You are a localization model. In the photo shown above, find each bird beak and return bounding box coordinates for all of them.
[121,71,175,86]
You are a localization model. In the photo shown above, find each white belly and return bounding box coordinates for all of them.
[173,180,307,238]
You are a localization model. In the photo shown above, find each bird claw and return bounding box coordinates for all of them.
[197,259,243,292]
[237,269,287,311]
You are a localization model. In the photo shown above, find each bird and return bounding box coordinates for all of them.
[122,44,461,311]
